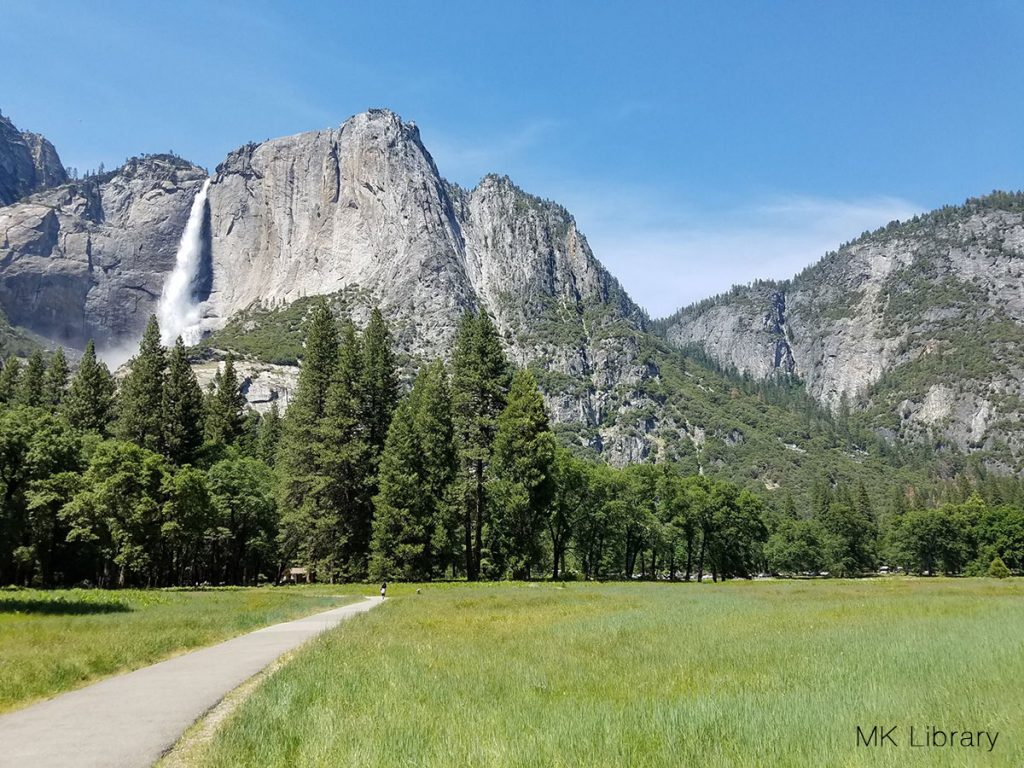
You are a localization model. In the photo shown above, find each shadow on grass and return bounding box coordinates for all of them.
[0,598,132,615]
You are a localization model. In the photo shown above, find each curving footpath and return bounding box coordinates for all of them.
[0,596,382,768]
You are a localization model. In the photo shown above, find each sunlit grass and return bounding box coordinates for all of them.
[0,585,363,712]
[193,579,1024,767]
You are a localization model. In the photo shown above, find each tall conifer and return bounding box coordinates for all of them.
[451,310,510,579]
[204,352,247,446]
[0,357,22,404]
[16,350,46,407]
[43,347,69,408]
[370,361,456,580]
[163,337,206,465]
[62,340,115,433]
[318,320,370,579]
[277,300,339,567]
[115,316,167,452]
[487,368,555,579]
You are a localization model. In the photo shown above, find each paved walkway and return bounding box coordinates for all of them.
[0,596,382,768]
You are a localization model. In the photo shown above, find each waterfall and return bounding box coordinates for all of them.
[158,178,211,345]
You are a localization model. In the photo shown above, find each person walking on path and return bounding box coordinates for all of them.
[380,582,387,600]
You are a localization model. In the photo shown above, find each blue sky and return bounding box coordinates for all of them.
[3,1,1022,316]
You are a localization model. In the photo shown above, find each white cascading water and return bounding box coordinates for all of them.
[158,178,211,345]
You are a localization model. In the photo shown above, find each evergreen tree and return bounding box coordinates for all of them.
[204,353,247,446]
[62,340,116,434]
[360,307,399,454]
[368,393,423,580]
[43,347,69,408]
[256,402,282,466]
[16,350,46,407]
[115,316,167,452]
[486,369,555,579]
[0,357,21,404]
[277,300,339,568]
[162,338,205,465]
[416,361,459,575]
[316,321,370,579]
[451,311,510,579]
[369,361,457,580]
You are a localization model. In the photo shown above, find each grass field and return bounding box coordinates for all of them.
[0,585,363,712]
[182,579,1024,768]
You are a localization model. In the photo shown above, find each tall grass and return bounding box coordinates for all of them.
[0,586,361,712]
[192,580,1024,767]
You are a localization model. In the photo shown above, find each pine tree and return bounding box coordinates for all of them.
[370,361,457,581]
[360,307,399,454]
[162,337,206,465]
[317,320,371,579]
[62,340,116,433]
[43,348,69,408]
[115,316,167,452]
[256,402,282,465]
[451,310,510,579]
[204,353,247,446]
[16,350,46,407]
[277,300,339,568]
[415,361,458,574]
[368,393,423,580]
[0,357,22,404]
[486,369,555,579]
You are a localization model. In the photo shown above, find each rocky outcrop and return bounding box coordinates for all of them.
[662,196,1024,462]
[0,155,207,350]
[204,109,661,460]
[0,112,67,206]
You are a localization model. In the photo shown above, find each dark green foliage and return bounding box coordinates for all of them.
[277,299,339,566]
[61,340,116,434]
[207,457,278,584]
[765,518,827,574]
[204,353,247,446]
[162,338,206,465]
[161,466,217,585]
[360,307,399,454]
[115,316,167,452]
[316,321,371,579]
[256,402,282,466]
[370,362,457,581]
[487,369,556,579]
[0,357,21,403]
[0,406,83,585]
[62,440,169,587]
[16,350,46,407]
[43,347,69,408]
[451,311,511,580]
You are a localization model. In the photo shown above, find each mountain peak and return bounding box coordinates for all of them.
[0,110,67,205]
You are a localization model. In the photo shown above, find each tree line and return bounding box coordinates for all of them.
[0,301,1019,587]
[765,479,1024,577]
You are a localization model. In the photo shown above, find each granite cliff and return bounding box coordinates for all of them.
[660,194,1024,467]
[0,111,67,206]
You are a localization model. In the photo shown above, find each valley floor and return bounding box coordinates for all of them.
[0,586,362,712]
[180,579,1023,768]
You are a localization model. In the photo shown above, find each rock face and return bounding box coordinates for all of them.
[662,195,1024,464]
[0,155,207,350]
[0,112,67,206]
[205,110,657,460]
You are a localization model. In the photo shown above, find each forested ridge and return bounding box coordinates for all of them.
[1,302,1021,588]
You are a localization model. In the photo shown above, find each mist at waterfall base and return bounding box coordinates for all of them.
[158,178,211,346]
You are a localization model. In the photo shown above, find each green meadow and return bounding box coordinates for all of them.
[0,586,361,712]
[185,579,1024,768]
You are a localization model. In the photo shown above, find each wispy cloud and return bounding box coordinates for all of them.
[557,187,923,318]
